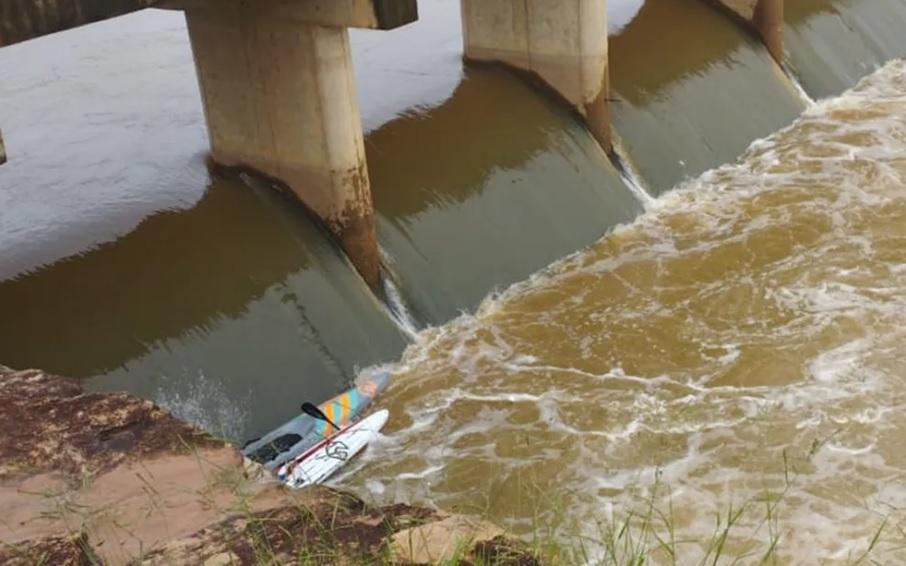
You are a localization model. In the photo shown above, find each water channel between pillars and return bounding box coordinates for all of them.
[784,0,906,100]
[607,0,807,197]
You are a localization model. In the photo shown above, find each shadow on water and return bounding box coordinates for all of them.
[608,0,805,196]
[0,177,407,440]
[366,67,644,324]
[784,0,906,100]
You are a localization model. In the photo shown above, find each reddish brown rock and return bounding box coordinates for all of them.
[0,533,97,565]
[0,365,221,482]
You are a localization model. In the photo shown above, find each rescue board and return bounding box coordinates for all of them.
[242,371,390,471]
[277,409,389,489]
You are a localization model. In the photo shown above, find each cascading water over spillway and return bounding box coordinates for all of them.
[607,0,806,196]
[784,0,906,100]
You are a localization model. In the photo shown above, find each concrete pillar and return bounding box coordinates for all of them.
[712,0,783,63]
[185,4,380,289]
[0,129,5,165]
[460,0,611,152]
[753,0,783,64]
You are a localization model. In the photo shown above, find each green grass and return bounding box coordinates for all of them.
[4,444,903,565]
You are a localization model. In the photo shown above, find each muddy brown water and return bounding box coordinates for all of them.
[350,61,906,562]
[1,0,906,561]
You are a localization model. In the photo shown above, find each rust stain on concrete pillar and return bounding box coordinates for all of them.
[186,3,381,289]
[708,0,784,64]
[754,0,783,64]
[584,69,612,153]
[333,164,381,291]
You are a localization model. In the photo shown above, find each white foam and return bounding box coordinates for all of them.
[154,370,249,440]
[395,465,445,481]
[808,338,871,383]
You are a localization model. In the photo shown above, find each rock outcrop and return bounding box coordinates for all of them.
[0,365,535,565]
[0,365,220,482]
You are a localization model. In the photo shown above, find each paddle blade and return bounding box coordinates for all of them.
[301,402,329,422]
[301,402,343,436]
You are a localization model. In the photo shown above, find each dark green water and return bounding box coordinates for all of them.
[0,174,407,439]
[784,0,906,100]
[369,67,643,324]
[608,0,806,196]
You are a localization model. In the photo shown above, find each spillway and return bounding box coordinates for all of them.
[367,67,643,324]
[608,0,806,196]
[784,0,906,100]
[355,0,644,324]
[0,174,408,440]
[3,11,906,550]
[0,2,647,440]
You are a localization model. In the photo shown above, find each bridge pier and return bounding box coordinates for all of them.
[754,0,783,63]
[184,0,416,290]
[460,0,611,152]
[186,6,376,287]
[712,0,784,63]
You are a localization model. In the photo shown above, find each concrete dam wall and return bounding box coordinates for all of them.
[1,0,906,440]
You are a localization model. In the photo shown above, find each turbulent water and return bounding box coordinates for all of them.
[349,62,906,563]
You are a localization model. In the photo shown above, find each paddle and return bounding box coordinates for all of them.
[301,402,342,433]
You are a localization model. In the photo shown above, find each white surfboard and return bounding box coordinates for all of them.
[277,409,389,489]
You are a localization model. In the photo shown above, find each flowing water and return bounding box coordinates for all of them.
[608,0,806,196]
[360,0,643,324]
[785,0,906,100]
[350,62,906,562]
[368,66,642,324]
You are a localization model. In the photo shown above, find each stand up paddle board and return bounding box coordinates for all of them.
[277,409,389,489]
[242,371,390,471]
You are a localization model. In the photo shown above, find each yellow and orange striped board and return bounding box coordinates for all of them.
[242,370,391,472]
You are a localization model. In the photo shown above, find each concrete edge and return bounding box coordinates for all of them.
[373,0,419,30]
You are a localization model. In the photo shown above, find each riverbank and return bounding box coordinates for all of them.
[0,365,534,565]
